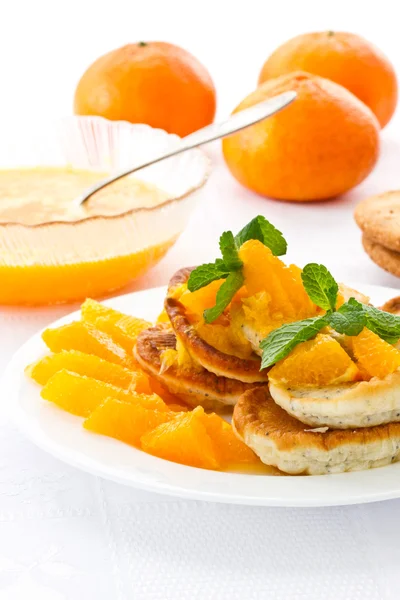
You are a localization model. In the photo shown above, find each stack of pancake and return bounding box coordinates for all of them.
[135,268,400,476]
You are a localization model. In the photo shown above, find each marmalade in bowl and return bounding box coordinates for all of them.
[0,166,169,225]
[0,166,180,305]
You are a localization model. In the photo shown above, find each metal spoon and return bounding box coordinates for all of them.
[76,90,296,206]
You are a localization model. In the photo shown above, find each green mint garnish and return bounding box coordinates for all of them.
[203,271,244,324]
[301,263,338,311]
[187,260,230,292]
[235,215,287,256]
[219,231,243,271]
[186,215,288,322]
[328,298,365,336]
[363,305,400,344]
[260,315,328,369]
[261,258,400,368]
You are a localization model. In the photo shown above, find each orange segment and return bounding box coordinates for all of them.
[41,369,167,416]
[141,406,220,470]
[238,240,317,319]
[84,398,173,446]
[350,328,400,379]
[200,412,259,468]
[194,320,253,359]
[42,321,135,369]
[26,350,145,389]
[269,333,360,386]
[81,299,151,354]
[81,298,126,324]
[180,280,224,319]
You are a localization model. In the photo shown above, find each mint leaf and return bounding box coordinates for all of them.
[219,231,243,271]
[235,215,287,256]
[364,305,400,344]
[260,315,328,369]
[328,298,366,336]
[301,263,338,311]
[203,271,244,323]
[187,259,230,292]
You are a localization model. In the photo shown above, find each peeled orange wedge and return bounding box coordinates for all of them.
[26,350,142,389]
[269,333,360,386]
[141,407,220,470]
[42,321,136,369]
[41,369,165,416]
[200,412,259,468]
[349,328,400,379]
[84,397,174,446]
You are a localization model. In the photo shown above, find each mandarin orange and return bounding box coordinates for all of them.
[74,42,216,137]
[41,369,165,416]
[141,406,219,470]
[349,329,400,379]
[200,412,259,467]
[258,31,397,128]
[26,350,141,389]
[42,321,135,369]
[222,72,380,201]
[84,398,173,446]
[268,333,360,386]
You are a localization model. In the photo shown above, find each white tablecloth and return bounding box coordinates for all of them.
[1,138,400,599]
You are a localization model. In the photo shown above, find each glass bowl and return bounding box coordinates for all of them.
[0,116,210,305]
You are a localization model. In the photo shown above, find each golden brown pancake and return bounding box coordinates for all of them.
[233,387,400,475]
[134,324,266,411]
[165,267,268,383]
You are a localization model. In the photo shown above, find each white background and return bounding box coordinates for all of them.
[2,1,400,598]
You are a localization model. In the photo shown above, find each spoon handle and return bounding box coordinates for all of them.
[78,90,296,206]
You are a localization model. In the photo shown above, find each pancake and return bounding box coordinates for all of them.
[231,283,371,357]
[165,268,268,383]
[269,369,400,429]
[134,324,266,411]
[233,387,400,475]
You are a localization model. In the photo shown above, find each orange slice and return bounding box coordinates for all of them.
[269,333,360,386]
[41,369,167,416]
[81,299,151,353]
[26,349,146,389]
[180,280,224,319]
[239,240,317,319]
[84,398,173,446]
[141,406,220,470]
[42,321,135,368]
[350,328,400,379]
[200,412,259,467]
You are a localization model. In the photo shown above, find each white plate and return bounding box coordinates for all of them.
[3,283,400,507]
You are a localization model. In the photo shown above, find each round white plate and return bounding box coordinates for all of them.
[3,283,400,507]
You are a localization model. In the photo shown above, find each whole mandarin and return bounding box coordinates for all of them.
[258,31,397,128]
[74,42,216,137]
[222,71,380,202]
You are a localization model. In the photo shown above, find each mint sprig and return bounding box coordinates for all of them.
[260,315,328,369]
[301,263,338,311]
[203,271,244,324]
[235,216,287,256]
[219,231,243,271]
[363,305,400,344]
[328,298,365,336]
[186,260,230,292]
[187,216,288,322]
[261,260,400,369]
